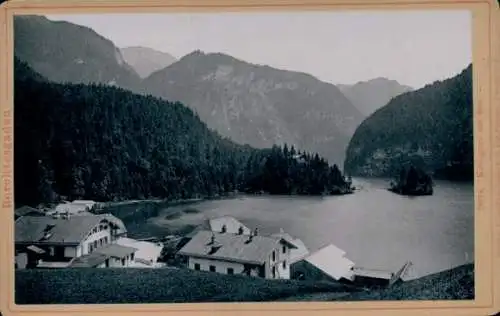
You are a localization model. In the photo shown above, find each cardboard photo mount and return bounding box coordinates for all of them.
[0,0,499,315]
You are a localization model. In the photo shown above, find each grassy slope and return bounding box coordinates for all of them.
[341,263,474,301]
[15,268,359,304]
[15,264,473,304]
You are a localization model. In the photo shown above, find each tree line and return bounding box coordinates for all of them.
[14,58,351,207]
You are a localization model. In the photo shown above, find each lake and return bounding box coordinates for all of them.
[143,178,474,280]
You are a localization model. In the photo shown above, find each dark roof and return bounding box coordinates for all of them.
[353,268,392,280]
[15,215,122,245]
[95,244,137,258]
[69,252,109,268]
[15,206,45,218]
[178,230,292,265]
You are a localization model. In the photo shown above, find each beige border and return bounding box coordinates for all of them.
[0,0,498,315]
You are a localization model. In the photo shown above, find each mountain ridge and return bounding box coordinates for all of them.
[14,15,142,90]
[337,78,413,117]
[142,50,364,166]
[343,64,473,180]
[120,46,177,78]
[14,16,364,166]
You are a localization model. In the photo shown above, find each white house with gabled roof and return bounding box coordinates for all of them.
[177,229,298,279]
[14,213,127,269]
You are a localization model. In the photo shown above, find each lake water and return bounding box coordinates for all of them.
[149,178,474,280]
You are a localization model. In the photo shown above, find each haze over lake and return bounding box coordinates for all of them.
[143,178,474,280]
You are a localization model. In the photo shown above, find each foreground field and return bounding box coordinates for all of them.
[15,267,360,304]
[15,264,473,304]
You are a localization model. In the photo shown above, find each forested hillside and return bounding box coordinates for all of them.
[14,58,350,207]
[120,46,177,78]
[15,16,363,167]
[141,51,363,166]
[14,15,142,90]
[344,65,473,180]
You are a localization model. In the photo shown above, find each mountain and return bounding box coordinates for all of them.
[14,15,141,90]
[142,51,364,166]
[14,57,350,207]
[120,46,177,78]
[337,78,413,117]
[14,15,363,166]
[343,64,473,180]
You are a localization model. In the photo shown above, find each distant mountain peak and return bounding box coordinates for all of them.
[14,15,142,89]
[344,65,472,180]
[337,77,414,117]
[120,46,177,78]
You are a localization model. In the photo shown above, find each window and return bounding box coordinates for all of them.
[209,265,216,272]
[282,245,286,254]
[194,263,201,270]
[272,251,276,261]
[121,258,126,266]
[104,236,109,244]
[283,260,287,269]
[99,239,103,246]
[49,247,55,256]
[272,266,276,278]
[94,241,98,248]
[131,253,135,261]
[105,259,109,268]
[55,246,65,258]
[227,268,234,275]
[88,244,93,253]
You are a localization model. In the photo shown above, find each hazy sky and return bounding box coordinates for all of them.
[46,10,471,89]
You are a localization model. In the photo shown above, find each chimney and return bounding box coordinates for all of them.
[208,233,221,254]
[246,230,255,243]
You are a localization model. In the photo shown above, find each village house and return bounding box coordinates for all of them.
[47,200,98,217]
[177,229,298,279]
[209,216,251,235]
[271,229,310,264]
[115,237,165,268]
[14,206,45,220]
[71,200,98,211]
[68,243,137,268]
[14,213,127,269]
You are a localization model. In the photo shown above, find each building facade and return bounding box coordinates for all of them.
[178,230,297,280]
[15,214,127,269]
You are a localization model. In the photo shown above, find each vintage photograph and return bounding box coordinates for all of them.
[12,10,474,304]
